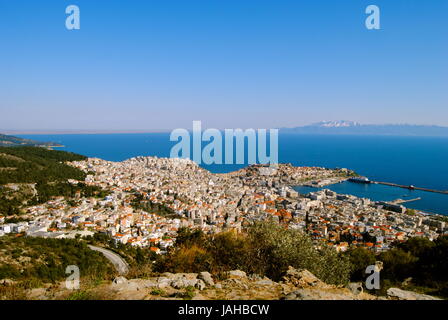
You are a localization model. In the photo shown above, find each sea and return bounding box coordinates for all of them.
[18,133,448,215]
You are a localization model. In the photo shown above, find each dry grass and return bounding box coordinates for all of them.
[0,285,29,300]
[125,263,154,279]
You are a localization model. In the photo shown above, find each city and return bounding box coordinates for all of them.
[1,156,445,255]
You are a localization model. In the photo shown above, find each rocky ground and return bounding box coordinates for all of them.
[9,267,440,300]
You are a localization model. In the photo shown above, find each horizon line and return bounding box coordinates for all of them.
[2,122,448,135]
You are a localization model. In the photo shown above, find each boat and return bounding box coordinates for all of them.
[348,176,371,184]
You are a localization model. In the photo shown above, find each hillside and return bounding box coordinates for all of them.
[2,264,441,300]
[0,235,116,299]
[0,134,62,148]
[0,147,87,185]
[1,218,446,300]
[0,147,107,216]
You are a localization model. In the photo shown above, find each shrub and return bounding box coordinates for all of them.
[245,221,351,284]
[157,244,213,274]
[156,221,351,285]
[379,248,417,282]
[0,285,28,300]
[345,247,376,282]
[177,286,195,300]
[150,288,165,296]
[65,290,94,300]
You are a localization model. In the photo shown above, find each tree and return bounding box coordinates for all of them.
[379,248,417,281]
[345,247,376,281]
[246,221,351,284]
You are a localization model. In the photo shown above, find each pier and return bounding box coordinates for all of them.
[372,181,448,195]
[390,197,421,205]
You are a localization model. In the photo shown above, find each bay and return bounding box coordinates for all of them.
[18,133,448,215]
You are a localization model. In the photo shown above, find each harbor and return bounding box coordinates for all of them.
[294,178,448,215]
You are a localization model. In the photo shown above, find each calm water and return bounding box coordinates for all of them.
[294,182,447,215]
[19,133,448,215]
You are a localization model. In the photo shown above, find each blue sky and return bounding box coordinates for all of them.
[0,0,447,130]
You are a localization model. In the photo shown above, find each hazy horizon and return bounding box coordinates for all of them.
[4,120,448,135]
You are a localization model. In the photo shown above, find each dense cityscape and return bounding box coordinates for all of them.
[1,156,446,255]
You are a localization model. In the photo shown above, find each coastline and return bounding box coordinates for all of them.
[11,132,448,215]
[294,180,447,217]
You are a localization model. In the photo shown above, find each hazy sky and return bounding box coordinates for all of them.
[0,0,447,131]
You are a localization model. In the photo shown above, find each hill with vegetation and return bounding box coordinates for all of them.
[346,236,448,298]
[0,235,116,299]
[1,222,445,300]
[0,133,62,147]
[0,147,107,216]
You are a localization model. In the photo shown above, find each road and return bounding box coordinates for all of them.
[88,245,129,275]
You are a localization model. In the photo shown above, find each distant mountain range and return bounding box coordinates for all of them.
[3,121,448,138]
[0,133,62,147]
[280,121,448,136]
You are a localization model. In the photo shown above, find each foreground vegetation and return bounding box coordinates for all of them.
[85,222,352,284]
[345,235,448,298]
[154,222,448,298]
[85,233,157,279]
[2,221,448,299]
[0,234,121,300]
[155,221,352,285]
[0,235,116,285]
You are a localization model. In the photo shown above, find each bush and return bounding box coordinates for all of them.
[65,290,93,300]
[175,227,206,247]
[156,221,351,285]
[177,286,195,300]
[345,247,376,282]
[379,248,418,282]
[150,288,165,296]
[0,285,28,300]
[363,236,448,298]
[157,244,213,274]
[245,222,351,284]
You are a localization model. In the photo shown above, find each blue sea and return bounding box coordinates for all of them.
[18,133,448,215]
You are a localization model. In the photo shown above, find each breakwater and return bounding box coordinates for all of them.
[373,181,448,195]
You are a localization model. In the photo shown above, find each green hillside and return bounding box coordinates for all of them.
[0,234,116,299]
[0,147,106,216]
[0,133,62,147]
[0,146,86,185]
